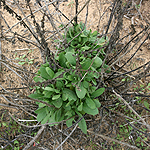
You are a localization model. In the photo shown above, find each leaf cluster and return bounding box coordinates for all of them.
[29,22,110,134]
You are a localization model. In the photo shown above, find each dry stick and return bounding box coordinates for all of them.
[13,0,37,36]
[110,25,150,67]
[112,90,150,131]
[3,0,56,35]
[1,94,26,108]
[87,130,141,150]
[0,103,18,109]
[23,125,46,150]
[0,59,35,75]
[43,0,62,38]
[45,0,91,41]
[1,62,26,81]
[55,124,78,150]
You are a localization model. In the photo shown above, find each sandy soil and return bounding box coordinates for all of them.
[0,0,149,149]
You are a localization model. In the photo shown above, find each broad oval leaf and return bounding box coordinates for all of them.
[65,52,76,66]
[92,30,98,36]
[52,95,60,100]
[46,67,54,79]
[75,83,86,99]
[91,88,105,98]
[36,107,47,122]
[77,102,83,111]
[83,102,99,116]
[85,98,96,109]
[92,57,102,69]
[66,117,74,127]
[59,52,67,67]
[81,58,92,70]
[55,109,64,122]
[40,67,52,80]
[62,93,68,101]
[28,93,43,99]
[43,91,53,98]
[93,99,101,108]
[52,98,62,108]
[45,87,54,91]
[76,111,87,134]
[33,76,44,83]
[78,117,87,134]
[63,88,77,101]
[53,70,64,79]
[41,113,51,124]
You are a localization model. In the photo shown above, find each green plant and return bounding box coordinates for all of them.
[15,50,34,65]
[67,0,74,7]
[29,22,110,134]
[14,140,19,150]
[135,4,140,9]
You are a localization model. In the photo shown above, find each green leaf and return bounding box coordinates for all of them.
[48,111,57,126]
[91,88,105,98]
[43,91,53,98]
[14,140,19,145]
[53,70,64,79]
[81,58,92,70]
[38,103,46,107]
[93,99,101,108]
[66,117,74,127]
[92,57,102,69]
[41,62,49,67]
[46,67,54,79]
[67,75,74,81]
[22,54,26,58]
[18,61,26,65]
[52,95,60,100]
[83,80,89,88]
[62,93,68,101]
[36,107,47,122]
[41,113,51,124]
[81,45,90,51]
[75,83,86,99]
[55,109,64,122]
[35,107,45,114]
[40,67,52,80]
[92,79,97,85]
[65,52,76,66]
[77,102,83,111]
[92,30,98,36]
[83,102,99,115]
[68,27,73,38]
[33,76,45,83]
[81,37,88,44]
[63,88,77,101]
[89,37,96,43]
[15,57,20,60]
[52,98,62,108]
[80,34,87,37]
[98,37,106,44]
[56,80,64,89]
[59,52,67,67]
[144,101,149,109]
[85,98,96,109]
[45,87,55,91]
[28,93,43,99]
[103,64,111,73]
[76,112,87,134]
